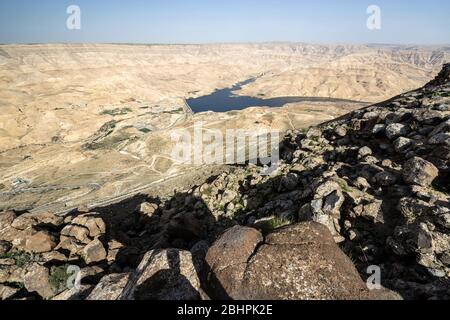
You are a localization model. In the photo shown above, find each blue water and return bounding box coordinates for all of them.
[186,78,363,113]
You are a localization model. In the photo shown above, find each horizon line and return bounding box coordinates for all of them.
[1,41,450,47]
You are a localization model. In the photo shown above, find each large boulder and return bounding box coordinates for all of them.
[121,249,201,300]
[0,211,16,230]
[386,123,408,140]
[0,284,19,300]
[402,157,439,187]
[23,263,56,299]
[205,226,263,299]
[206,223,398,300]
[87,273,130,300]
[11,212,63,230]
[82,239,107,264]
[53,285,94,301]
[25,231,56,253]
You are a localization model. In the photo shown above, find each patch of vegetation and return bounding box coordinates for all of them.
[51,135,63,143]
[100,107,133,116]
[138,128,152,134]
[0,251,33,267]
[86,133,132,150]
[257,217,293,234]
[170,107,184,113]
[430,91,450,99]
[337,180,352,193]
[49,265,71,292]
[201,185,214,197]
[431,92,442,99]
[262,113,275,122]
[6,282,25,290]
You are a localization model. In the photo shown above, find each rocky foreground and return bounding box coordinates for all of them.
[1,64,449,300]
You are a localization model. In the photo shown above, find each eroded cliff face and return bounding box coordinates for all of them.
[1,64,449,300]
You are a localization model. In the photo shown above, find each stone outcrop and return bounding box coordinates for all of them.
[206,223,400,300]
[121,249,201,300]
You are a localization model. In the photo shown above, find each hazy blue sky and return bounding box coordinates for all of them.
[0,0,449,44]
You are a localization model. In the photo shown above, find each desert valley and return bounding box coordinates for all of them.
[0,43,448,213]
[0,43,449,300]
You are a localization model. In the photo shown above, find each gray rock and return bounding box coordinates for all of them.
[0,284,19,300]
[433,146,450,160]
[361,201,383,222]
[60,225,91,245]
[88,273,130,300]
[386,123,409,140]
[299,181,345,238]
[24,263,56,299]
[314,180,341,199]
[82,239,107,264]
[334,126,347,137]
[279,173,299,191]
[402,157,439,187]
[436,213,450,230]
[220,190,237,205]
[372,124,386,134]
[429,133,450,145]
[41,251,68,263]
[398,197,431,224]
[417,224,434,254]
[207,222,397,300]
[25,231,56,253]
[205,226,263,299]
[394,137,413,152]
[363,156,379,164]
[0,211,16,230]
[0,225,32,248]
[322,190,345,216]
[374,171,398,187]
[122,249,201,300]
[440,251,450,266]
[436,104,450,111]
[11,212,63,230]
[354,177,371,191]
[363,111,380,120]
[306,127,322,139]
[429,119,450,136]
[427,268,446,278]
[70,213,106,239]
[358,146,373,159]
[52,285,94,300]
[137,202,158,217]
